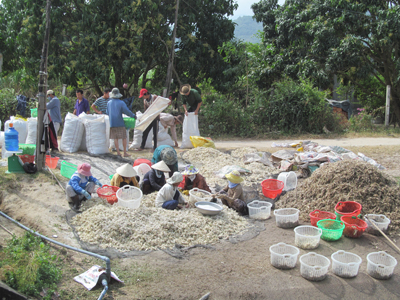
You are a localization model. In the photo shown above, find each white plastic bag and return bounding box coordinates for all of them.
[129,112,153,149]
[5,117,28,144]
[25,117,38,145]
[85,117,108,155]
[60,113,84,153]
[157,123,175,147]
[180,113,200,149]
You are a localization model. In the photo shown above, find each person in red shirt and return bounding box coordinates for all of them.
[181,164,211,193]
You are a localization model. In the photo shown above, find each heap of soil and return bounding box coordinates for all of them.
[276,160,400,232]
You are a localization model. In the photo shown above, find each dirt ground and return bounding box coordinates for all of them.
[1,138,400,299]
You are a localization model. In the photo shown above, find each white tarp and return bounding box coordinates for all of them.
[180,112,200,149]
[25,117,38,145]
[134,96,170,131]
[85,117,108,155]
[60,113,84,153]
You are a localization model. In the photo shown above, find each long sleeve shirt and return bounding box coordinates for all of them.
[107,98,136,128]
[46,96,62,123]
[160,113,177,143]
[155,183,186,207]
[221,184,244,202]
[143,169,166,191]
[183,173,211,193]
[67,171,97,194]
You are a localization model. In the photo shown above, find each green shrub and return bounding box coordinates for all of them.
[0,232,62,298]
[349,108,374,131]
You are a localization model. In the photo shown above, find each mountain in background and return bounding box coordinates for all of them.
[233,16,263,43]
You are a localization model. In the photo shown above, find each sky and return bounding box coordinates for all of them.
[232,0,285,19]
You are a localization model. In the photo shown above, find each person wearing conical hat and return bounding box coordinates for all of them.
[155,172,188,210]
[151,145,178,177]
[141,161,171,195]
[215,170,248,215]
[181,164,211,193]
[110,163,139,188]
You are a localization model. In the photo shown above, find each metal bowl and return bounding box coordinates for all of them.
[195,201,223,216]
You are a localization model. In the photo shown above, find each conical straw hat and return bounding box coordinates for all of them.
[152,161,171,172]
[116,163,137,177]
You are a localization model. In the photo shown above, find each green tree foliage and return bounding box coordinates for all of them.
[252,0,400,121]
[0,0,237,96]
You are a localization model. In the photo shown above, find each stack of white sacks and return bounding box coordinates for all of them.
[1,111,177,158]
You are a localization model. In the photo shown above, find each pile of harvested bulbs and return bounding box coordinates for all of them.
[72,204,249,251]
[277,160,400,232]
[182,147,278,187]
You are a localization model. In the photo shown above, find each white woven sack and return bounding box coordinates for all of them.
[60,112,84,153]
[102,115,111,149]
[78,113,99,151]
[180,112,200,149]
[5,117,28,144]
[25,117,38,145]
[129,112,152,149]
[157,123,174,147]
[85,117,108,155]
[0,131,4,149]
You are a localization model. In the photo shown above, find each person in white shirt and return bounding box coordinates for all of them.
[159,113,183,147]
[155,172,188,210]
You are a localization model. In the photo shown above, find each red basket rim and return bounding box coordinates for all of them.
[97,185,119,198]
[261,179,284,190]
[340,216,368,227]
[309,210,336,218]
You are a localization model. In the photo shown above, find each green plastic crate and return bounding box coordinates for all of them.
[123,117,136,129]
[60,161,77,179]
[19,144,36,155]
[31,108,38,117]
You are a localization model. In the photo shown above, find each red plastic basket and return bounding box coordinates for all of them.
[309,210,336,227]
[97,185,119,205]
[18,154,35,164]
[335,201,362,220]
[45,155,59,169]
[133,158,152,167]
[261,179,284,199]
[341,216,368,238]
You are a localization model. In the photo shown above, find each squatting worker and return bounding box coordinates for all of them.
[151,145,178,177]
[46,90,62,137]
[180,84,202,116]
[73,89,90,116]
[155,172,188,210]
[181,164,211,193]
[66,163,102,212]
[134,88,158,152]
[141,161,170,194]
[215,170,248,216]
[110,163,139,188]
[160,113,183,148]
[92,88,111,114]
[107,87,136,157]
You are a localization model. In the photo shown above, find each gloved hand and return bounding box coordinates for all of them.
[95,180,102,187]
[82,190,91,200]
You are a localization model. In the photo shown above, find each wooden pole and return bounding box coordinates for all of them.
[163,0,180,97]
[35,0,51,171]
[385,85,391,127]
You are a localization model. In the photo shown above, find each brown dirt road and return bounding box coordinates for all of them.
[0,138,400,299]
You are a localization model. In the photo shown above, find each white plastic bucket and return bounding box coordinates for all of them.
[116,186,143,209]
[277,171,297,191]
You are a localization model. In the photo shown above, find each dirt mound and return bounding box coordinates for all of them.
[276,160,400,232]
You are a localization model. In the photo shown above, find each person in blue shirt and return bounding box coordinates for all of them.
[73,89,90,116]
[46,90,62,136]
[107,87,136,157]
[151,145,178,177]
[66,163,102,212]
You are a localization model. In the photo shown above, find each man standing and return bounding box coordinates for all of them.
[46,90,62,136]
[180,84,202,116]
[107,87,136,157]
[91,88,111,114]
[135,88,158,152]
[160,113,183,147]
[73,89,90,116]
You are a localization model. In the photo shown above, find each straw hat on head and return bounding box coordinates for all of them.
[179,84,191,95]
[152,161,171,172]
[116,163,137,177]
[167,172,183,184]
[78,163,92,176]
[47,90,54,96]
[110,87,123,98]
[225,170,243,183]
[181,164,199,175]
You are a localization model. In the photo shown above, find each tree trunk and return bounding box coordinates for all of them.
[391,85,400,125]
